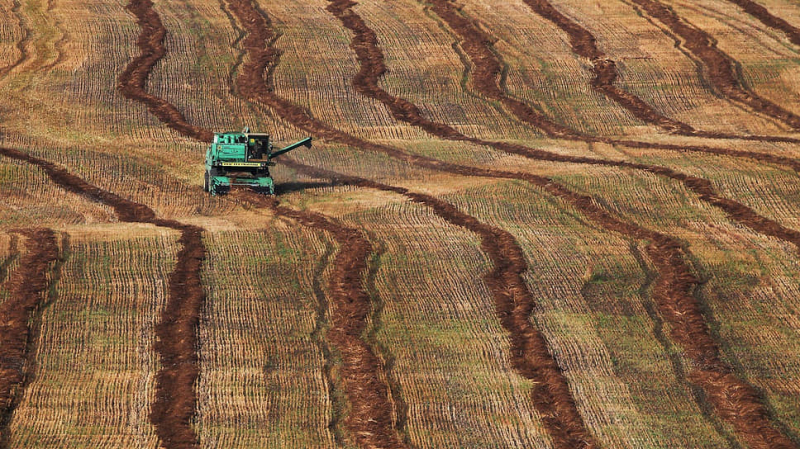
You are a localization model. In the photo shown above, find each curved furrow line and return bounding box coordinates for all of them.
[0,146,206,449]
[225,0,798,446]
[0,228,59,446]
[328,0,800,258]
[237,191,409,449]
[326,2,800,443]
[227,1,601,445]
[118,0,213,141]
[520,0,695,135]
[519,0,800,143]
[424,0,800,149]
[723,0,800,47]
[283,159,599,448]
[0,0,32,79]
[119,0,412,446]
[627,0,800,130]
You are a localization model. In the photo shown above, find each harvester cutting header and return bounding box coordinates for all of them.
[204,127,312,195]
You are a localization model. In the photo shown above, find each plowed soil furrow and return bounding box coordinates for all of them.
[424,0,800,145]
[224,0,798,446]
[119,0,213,142]
[628,0,800,130]
[518,0,798,143]
[328,0,800,254]
[237,191,408,449]
[119,0,414,444]
[724,0,800,46]
[325,2,800,445]
[0,146,205,449]
[519,0,696,135]
[0,228,58,445]
[281,159,598,448]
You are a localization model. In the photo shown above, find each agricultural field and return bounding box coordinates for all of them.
[1,0,800,447]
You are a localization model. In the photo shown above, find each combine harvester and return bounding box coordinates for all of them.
[204,127,312,195]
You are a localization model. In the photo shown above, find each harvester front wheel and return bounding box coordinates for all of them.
[203,171,210,192]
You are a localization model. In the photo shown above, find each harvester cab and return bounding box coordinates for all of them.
[204,128,312,195]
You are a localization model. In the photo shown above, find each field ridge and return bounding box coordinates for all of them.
[628,0,800,130]
[724,0,800,46]
[213,1,797,444]
[0,146,207,449]
[0,228,59,448]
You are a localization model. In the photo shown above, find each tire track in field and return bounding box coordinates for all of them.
[0,146,206,449]
[231,0,798,446]
[519,0,796,142]
[627,0,800,130]
[0,236,19,286]
[118,0,213,142]
[0,228,58,448]
[723,0,800,47]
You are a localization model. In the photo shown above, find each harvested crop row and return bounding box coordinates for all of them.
[628,0,800,130]
[722,0,800,46]
[519,0,694,135]
[237,191,408,448]
[223,1,798,446]
[0,0,30,79]
[0,228,58,445]
[425,0,800,147]
[118,0,412,445]
[518,0,798,143]
[404,0,800,250]
[330,1,800,445]
[284,158,599,448]
[0,146,206,449]
[118,0,213,142]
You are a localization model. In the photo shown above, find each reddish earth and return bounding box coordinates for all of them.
[629,0,800,130]
[0,229,58,445]
[0,146,206,449]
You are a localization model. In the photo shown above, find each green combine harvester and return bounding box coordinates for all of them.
[204,128,312,195]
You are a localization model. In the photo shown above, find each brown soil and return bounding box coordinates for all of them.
[225,0,798,446]
[0,228,58,445]
[237,191,409,448]
[325,1,799,445]
[629,0,800,130]
[118,0,213,142]
[520,0,695,134]
[520,0,800,142]
[283,159,599,448]
[0,146,206,449]
[725,0,800,47]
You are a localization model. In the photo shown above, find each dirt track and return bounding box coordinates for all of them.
[0,146,206,449]
[0,229,58,446]
[629,0,800,130]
